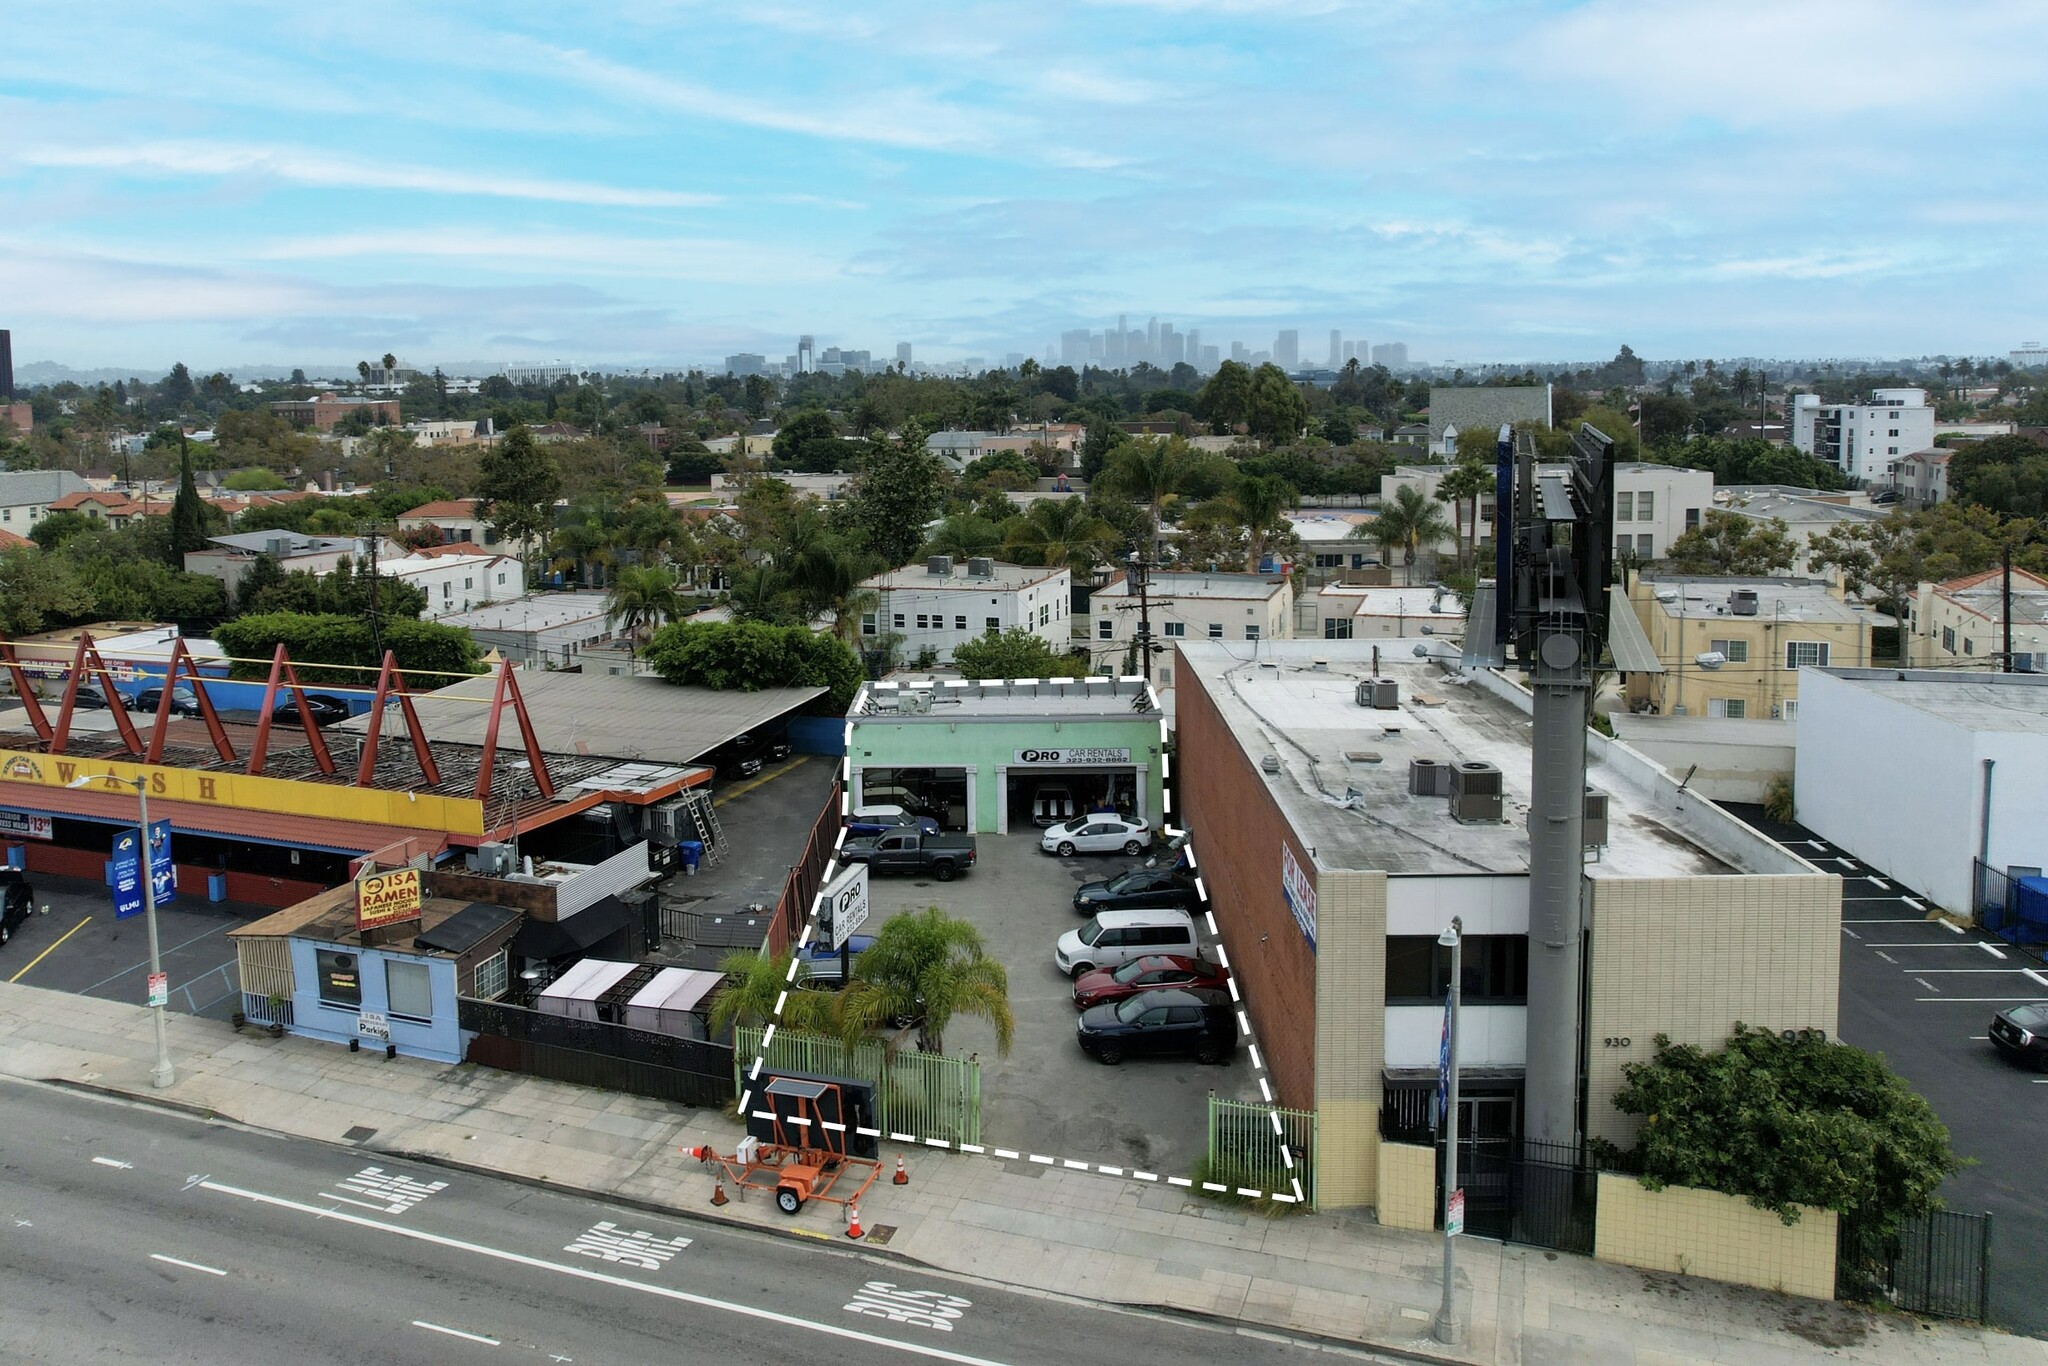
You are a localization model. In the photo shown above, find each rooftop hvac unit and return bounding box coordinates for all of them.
[1352,678,1398,709]
[927,554,954,576]
[265,535,293,555]
[1408,757,1451,797]
[899,691,933,714]
[1729,589,1760,616]
[1448,762,1503,823]
[472,842,514,876]
[967,556,995,577]
[1583,791,1610,848]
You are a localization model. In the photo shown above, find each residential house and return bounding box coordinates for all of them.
[381,548,525,621]
[47,489,169,528]
[1892,449,1952,507]
[183,531,385,600]
[397,499,504,548]
[1425,384,1552,457]
[1300,583,1466,642]
[1626,572,1875,721]
[861,557,1071,665]
[1908,568,2048,672]
[1090,570,1291,701]
[0,469,89,533]
[1714,488,1884,577]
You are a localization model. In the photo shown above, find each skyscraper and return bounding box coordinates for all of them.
[1146,317,1159,364]
[1184,328,1201,371]
[0,328,12,399]
[797,335,816,373]
[1275,330,1299,369]
[1328,330,1342,369]
[896,342,913,367]
[1060,329,1093,368]
[1371,342,1408,368]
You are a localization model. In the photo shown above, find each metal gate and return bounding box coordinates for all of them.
[1440,1136,1598,1254]
[1839,1209,1992,1322]
[1206,1096,1316,1207]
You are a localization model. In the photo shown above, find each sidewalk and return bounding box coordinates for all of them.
[2,980,2039,1366]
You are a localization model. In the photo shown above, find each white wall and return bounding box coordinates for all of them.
[1386,874,1527,937]
[877,571,1071,664]
[1385,1004,1525,1068]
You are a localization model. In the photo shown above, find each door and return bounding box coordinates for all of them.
[874,834,913,873]
[1132,1005,1173,1055]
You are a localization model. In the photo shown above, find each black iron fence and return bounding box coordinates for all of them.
[459,997,734,1110]
[1839,1209,1993,1323]
[1382,1121,1630,1256]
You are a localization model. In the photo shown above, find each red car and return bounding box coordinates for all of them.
[1072,954,1228,1010]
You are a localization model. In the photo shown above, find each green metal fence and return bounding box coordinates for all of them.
[1206,1095,1316,1207]
[734,1025,981,1147]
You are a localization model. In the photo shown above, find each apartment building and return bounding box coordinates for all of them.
[860,556,1071,665]
[0,469,89,532]
[1625,572,1875,720]
[1788,388,1934,484]
[270,393,401,431]
[383,549,526,620]
[183,531,385,600]
[1090,570,1290,701]
[397,499,505,547]
[1908,568,2048,671]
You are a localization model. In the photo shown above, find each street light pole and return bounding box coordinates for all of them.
[1434,915,1464,1346]
[72,773,173,1088]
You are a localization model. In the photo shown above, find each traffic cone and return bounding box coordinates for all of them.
[845,1202,864,1239]
[893,1156,909,1186]
[711,1179,729,1207]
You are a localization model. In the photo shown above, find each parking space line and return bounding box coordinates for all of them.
[1918,997,2046,1003]
[77,921,234,993]
[6,915,93,982]
[1979,943,2009,959]
[1916,978,1939,992]
[1875,951,1896,963]
[2027,970,2048,989]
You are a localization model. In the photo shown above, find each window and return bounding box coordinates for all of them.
[1708,638,1749,663]
[1384,934,1528,1004]
[472,950,509,1001]
[1963,637,1974,655]
[1781,699,1800,720]
[1039,605,1051,626]
[1315,552,1343,568]
[1616,535,1634,557]
[1941,626,1956,653]
[1,510,9,522]
[1163,621,1186,638]
[1636,491,1654,521]
[316,949,361,1010]
[442,582,452,598]
[861,612,877,637]
[1636,534,1653,557]
[1207,623,1223,639]
[496,573,506,585]
[1785,641,1830,669]
[1155,664,1172,685]
[1685,508,1701,530]
[1615,491,1634,520]
[1707,697,1747,718]
[463,577,473,590]
[1244,625,1261,641]
[915,614,928,629]
[985,616,1001,632]
[386,959,433,1022]
[1325,618,1353,639]
[893,613,905,629]
[954,614,967,631]
[1889,429,1899,437]
[1097,619,1114,640]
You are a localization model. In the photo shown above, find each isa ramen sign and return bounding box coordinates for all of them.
[355,868,423,932]
[1281,844,1317,953]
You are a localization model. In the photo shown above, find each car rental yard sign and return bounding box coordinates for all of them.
[823,862,870,951]
[355,868,423,932]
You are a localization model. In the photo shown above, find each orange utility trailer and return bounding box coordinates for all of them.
[691,1076,883,1216]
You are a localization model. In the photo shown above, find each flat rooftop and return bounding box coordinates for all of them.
[865,561,1065,592]
[1812,668,2048,735]
[439,592,611,633]
[854,675,1161,720]
[1638,574,1871,626]
[1097,571,1286,601]
[1176,640,1732,879]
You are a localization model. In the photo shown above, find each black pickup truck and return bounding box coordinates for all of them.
[838,830,979,881]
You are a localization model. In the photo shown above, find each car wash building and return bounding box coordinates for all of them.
[845,677,1165,834]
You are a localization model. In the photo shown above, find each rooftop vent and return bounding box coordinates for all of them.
[1260,754,1282,775]
[1408,757,1451,796]
[927,555,954,576]
[1583,791,1610,849]
[1312,658,1329,672]
[1729,589,1760,616]
[1448,761,1503,824]
[967,556,995,577]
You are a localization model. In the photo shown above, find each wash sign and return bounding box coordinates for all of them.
[1281,844,1317,953]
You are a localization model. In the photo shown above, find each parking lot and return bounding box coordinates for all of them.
[2,870,258,1022]
[1727,803,2048,1335]
[858,826,1260,1179]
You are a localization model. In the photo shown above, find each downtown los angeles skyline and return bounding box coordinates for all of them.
[2,0,2045,371]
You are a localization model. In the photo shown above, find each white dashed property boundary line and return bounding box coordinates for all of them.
[731,705,1307,1205]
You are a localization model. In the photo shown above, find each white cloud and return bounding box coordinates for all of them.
[255,228,844,285]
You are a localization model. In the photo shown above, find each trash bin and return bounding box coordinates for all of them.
[4,844,23,871]
[678,840,704,875]
[208,872,228,903]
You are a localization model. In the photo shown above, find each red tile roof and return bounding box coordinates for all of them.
[400,500,483,520]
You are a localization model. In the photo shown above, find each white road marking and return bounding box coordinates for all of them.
[200,1182,1016,1366]
[413,1321,500,1346]
[1805,840,1829,851]
[2026,970,2048,989]
[92,1157,133,1169]
[564,1221,690,1272]
[1970,1036,1990,1040]
[150,1254,226,1276]
[1916,997,2048,1003]
[1836,858,1859,871]
[1980,943,2009,959]
[1875,951,1896,963]
[321,1167,446,1216]
[1915,979,1939,992]
[1868,878,1891,891]
[845,1281,972,1333]
[1842,927,1862,939]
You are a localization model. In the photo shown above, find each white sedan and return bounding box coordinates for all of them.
[1041,815,1153,857]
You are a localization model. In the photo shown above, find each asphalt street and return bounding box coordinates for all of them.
[0,1080,1366,1366]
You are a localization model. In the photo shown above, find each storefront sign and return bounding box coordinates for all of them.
[356,1011,391,1042]
[355,868,423,932]
[822,862,870,951]
[0,811,53,840]
[1281,844,1318,953]
[1012,748,1132,766]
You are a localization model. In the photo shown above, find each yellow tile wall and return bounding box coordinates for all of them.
[1585,875,1840,1145]
[1313,868,1388,1208]
[1375,1141,1437,1230]
[1594,1173,1838,1300]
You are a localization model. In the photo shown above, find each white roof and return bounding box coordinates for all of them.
[1286,512,1377,542]
[626,967,722,1016]
[537,958,637,1005]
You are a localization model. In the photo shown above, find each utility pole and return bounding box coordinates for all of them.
[1128,551,1154,681]
[2002,542,2014,674]
[1434,916,1465,1345]
[364,518,384,665]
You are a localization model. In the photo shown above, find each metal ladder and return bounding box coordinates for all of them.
[678,787,725,865]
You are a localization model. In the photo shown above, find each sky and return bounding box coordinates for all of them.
[3,0,2045,374]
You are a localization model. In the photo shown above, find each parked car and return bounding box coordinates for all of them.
[1072,865,1198,915]
[799,933,875,987]
[843,805,941,838]
[703,734,764,780]
[1031,785,1076,827]
[1041,814,1152,858]
[0,870,34,948]
[135,685,204,718]
[67,685,111,710]
[860,785,935,818]
[838,830,979,881]
[1076,987,1236,1065]
[274,693,351,727]
[1990,1002,2048,1069]
[1072,954,1229,1010]
[1055,908,1199,978]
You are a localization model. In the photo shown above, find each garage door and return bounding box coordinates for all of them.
[1003,766,1140,834]
[852,767,972,832]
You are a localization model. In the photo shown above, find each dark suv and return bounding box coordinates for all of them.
[1072,865,1199,915]
[0,871,35,948]
[1075,987,1236,1066]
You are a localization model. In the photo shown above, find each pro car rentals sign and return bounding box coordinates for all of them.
[1012,748,1132,765]
[355,868,423,932]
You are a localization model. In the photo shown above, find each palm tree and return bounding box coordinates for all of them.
[1227,473,1294,573]
[1357,484,1453,583]
[605,565,683,662]
[1100,438,1185,560]
[1002,497,1116,577]
[841,907,1014,1056]
[551,514,615,587]
[726,564,797,623]
[1435,460,1494,568]
[707,950,843,1038]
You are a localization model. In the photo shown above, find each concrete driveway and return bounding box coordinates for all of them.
[859,829,1259,1180]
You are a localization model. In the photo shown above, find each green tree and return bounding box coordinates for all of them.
[605,565,684,662]
[1000,496,1116,576]
[223,466,288,491]
[842,906,1015,1056]
[1099,437,1188,560]
[0,545,94,636]
[1638,393,1696,444]
[1435,459,1495,568]
[28,509,96,551]
[1666,510,1799,575]
[643,619,863,711]
[1607,1026,1960,1246]
[477,425,564,586]
[949,627,1087,681]
[169,434,211,562]
[1226,473,1296,573]
[213,613,482,684]
[706,949,843,1038]
[1358,483,1452,581]
[846,423,944,567]
[1245,364,1309,446]
[1195,360,1253,434]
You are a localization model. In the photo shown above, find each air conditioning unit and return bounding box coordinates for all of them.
[1408,757,1451,797]
[1729,589,1760,616]
[472,842,514,876]
[927,555,954,576]
[1372,678,1400,709]
[967,557,995,577]
[1583,791,1610,848]
[900,691,933,714]
[1448,762,1503,823]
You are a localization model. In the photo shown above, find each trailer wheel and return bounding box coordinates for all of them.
[775,1186,804,1215]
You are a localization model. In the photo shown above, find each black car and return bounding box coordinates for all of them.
[135,685,204,718]
[1076,987,1236,1066]
[1072,865,1199,915]
[1990,1002,2048,1068]
[68,685,111,710]
[274,693,351,727]
[0,871,34,948]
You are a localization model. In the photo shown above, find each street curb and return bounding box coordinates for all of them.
[35,1070,1474,1364]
